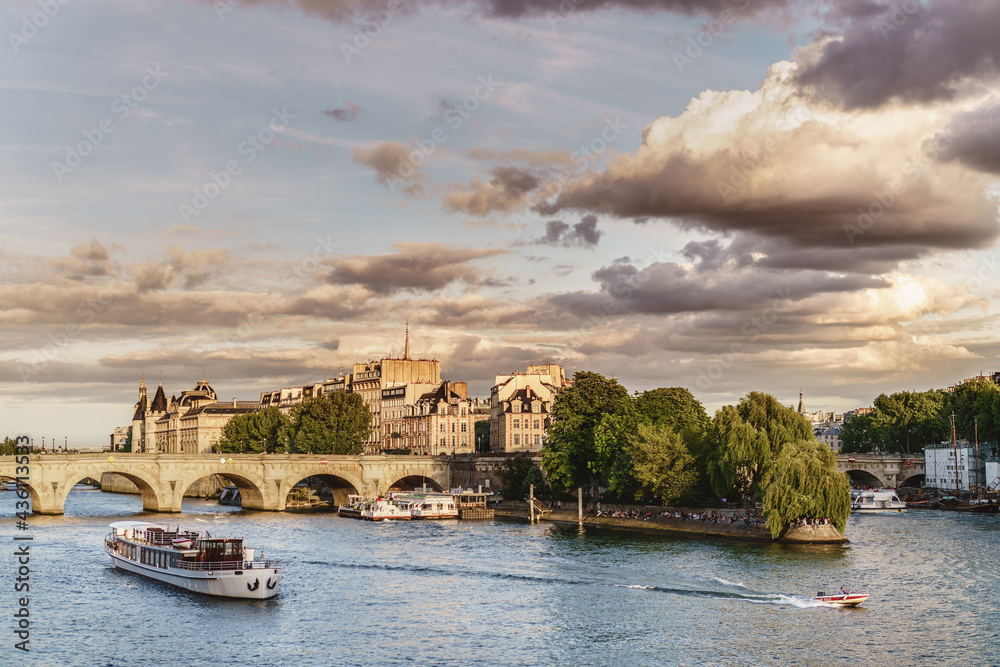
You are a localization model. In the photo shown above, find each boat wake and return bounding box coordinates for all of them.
[615,583,828,608]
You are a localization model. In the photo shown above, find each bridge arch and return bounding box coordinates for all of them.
[900,473,925,488]
[845,469,886,488]
[0,475,41,515]
[387,474,446,493]
[62,468,162,514]
[179,469,268,512]
[285,473,361,506]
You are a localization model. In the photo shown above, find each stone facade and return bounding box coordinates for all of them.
[490,363,568,452]
[382,381,476,455]
[130,376,258,454]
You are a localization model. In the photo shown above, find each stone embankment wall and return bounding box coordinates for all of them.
[492,505,848,544]
[100,473,225,498]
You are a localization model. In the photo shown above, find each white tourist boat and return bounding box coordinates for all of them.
[393,492,459,519]
[851,490,907,513]
[104,520,281,599]
[360,497,412,521]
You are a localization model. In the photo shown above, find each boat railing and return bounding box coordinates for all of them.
[176,559,281,571]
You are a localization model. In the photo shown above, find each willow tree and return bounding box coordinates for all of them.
[763,439,851,538]
[705,392,814,501]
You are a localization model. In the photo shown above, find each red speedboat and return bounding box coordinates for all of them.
[815,590,869,606]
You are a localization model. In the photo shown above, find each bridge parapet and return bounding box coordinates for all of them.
[835,453,925,488]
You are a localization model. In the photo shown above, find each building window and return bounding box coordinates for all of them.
[533,419,540,429]
[513,419,520,429]
[534,434,541,446]
[451,423,456,432]
[440,422,445,432]
[440,436,446,446]
[460,422,467,433]
[513,434,520,446]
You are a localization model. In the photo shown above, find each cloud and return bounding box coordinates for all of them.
[226,0,792,23]
[49,238,119,279]
[467,146,576,167]
[324,101,362,121]
[530,214,603,247]
[796,0,1000,109]
[326,243,506,294]
[935,100,1000,174]
[533,61,998,271]
[350,141,427,196]
[130,246,230,292]
[442,165,543,215]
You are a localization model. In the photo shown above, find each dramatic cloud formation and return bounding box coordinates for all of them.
[534,61,999,271]
[797,0,1000,109]
[326,243,506,293]
[936,100,1000,174]
[324,101,362,121]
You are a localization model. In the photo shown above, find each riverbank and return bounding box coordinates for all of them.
[493,507,848,544]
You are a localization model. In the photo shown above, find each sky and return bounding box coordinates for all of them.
[2,0,1000,447]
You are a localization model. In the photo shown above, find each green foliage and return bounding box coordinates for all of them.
[284,392,372,455]
[871,390,947,454]
[839,413,881,453]
[763,439,851,538]
[626,423,698,506]
[2,437,19,456]
[705,393,814,501]
[121,433,132,453]
[634,387,709,438]
[540,371,632,492]
[946,380,1000,443]
[474,420,491,452]
[593,410,639,500]
[496,452,547,500]
[217,407,292,453]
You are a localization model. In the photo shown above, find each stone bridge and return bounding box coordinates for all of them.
[0,453,451,515]
[836,453,924,489]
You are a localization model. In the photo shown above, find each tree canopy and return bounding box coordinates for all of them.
[763,439,851,538]
[217,406,291,453]
[496,451,548,500]
[282,392,373,455]
[540,371,632,492]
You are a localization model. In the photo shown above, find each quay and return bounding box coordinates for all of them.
[493,506,848,544]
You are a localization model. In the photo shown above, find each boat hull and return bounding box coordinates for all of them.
[816,593,869,607]
[108,552,281,599]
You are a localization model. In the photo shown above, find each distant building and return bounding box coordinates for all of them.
[130,375,258,453]
[925,443,975,492]
[382,381,476,455]
[490,363,569,452]
[816,425,842,452]
[110,426,130,451]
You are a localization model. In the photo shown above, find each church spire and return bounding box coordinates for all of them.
[140,372,146,391]
[797,391,804,414]
[404,322,410,360]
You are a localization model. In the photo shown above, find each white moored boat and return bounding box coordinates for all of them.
[360,497,412,521]
[105,521,281,599]
[852,490,907,513]
[392,492,459,519]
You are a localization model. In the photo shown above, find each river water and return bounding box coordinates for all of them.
[3,488,998,667]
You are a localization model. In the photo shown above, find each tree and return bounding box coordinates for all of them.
[634,387,710,439]
[474,420,491,452]
[870,391,948,454]
[540,371,632,493]
[496,452,547,500]
[626,423,699,506]
[284,392,372,455]
[705,392,814,501]
[217,407,292,453]
[763,439,851,538]
[593,410,639,501]
[946,381,1000,444]
[839,413,882,453]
